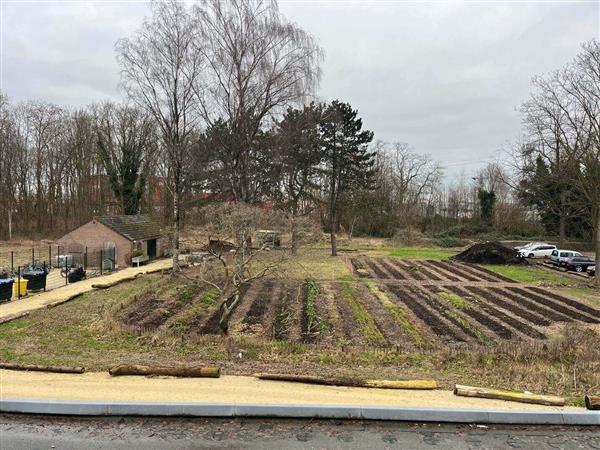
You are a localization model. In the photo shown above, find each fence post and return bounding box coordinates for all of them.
[11,252,14,274]
[17,266,21,299]
[43,261,47,291]
[84,247,88,271]
[100,249,103,275]
[48,245,52,267]
[65,255,68,286]
[32,247,35,266]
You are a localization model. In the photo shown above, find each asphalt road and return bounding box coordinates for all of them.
[1,414,599,450]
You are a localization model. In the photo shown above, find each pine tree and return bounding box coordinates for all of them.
[320,100,375,256]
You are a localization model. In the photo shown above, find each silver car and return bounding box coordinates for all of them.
[550,250,582,267]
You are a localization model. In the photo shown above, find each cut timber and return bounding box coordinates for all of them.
[109,364,220,378]
[0,311,30,325]
[585,396,600,410]
[454,384,565,407]
[255,373,437,390]
[92,274,142,289]
[47,293,83,308]
[0,363,84,374]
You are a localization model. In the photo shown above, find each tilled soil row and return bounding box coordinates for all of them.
[422,260,473,282]
[410,285,495,341]
[488,287,570,323]
[463,286,551,327]
[201,283,252,334]
[528,286,600,318]
[460,264,517,282]
[506,286,599,324]
[242,280,276,326]
[399,260,443,281]
[377,259,407,279]
[354,283,405,346]
[433,261,482,282]
[450,263,503,283]
[420,260,462,282]
[420,284,513,340]
[363,259,389,278]
[385,283,466,342]
[442,285,545,340]
[391,260,427,280]
[330,284,368,346]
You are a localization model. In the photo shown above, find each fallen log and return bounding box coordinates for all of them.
[109,364,221,378]
[254,373,437,390]
[0,311,30,325]
[0,362,84,374]
[454,384,565,407]
[47,292,83,309]
[92,274,142,289]
[585,395,600,410]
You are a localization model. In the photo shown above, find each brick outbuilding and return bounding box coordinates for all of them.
[58,215,166,268]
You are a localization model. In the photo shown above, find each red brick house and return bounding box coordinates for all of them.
[58,215,165,268]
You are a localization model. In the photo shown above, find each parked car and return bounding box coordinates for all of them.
[518,244,557,259]
[587,265,595,276]
[550,249,582,266]
[564,256,596,273]
[514,242,546,251]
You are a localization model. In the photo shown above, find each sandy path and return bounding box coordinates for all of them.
[0,258,173,320]
[0,369,581,411]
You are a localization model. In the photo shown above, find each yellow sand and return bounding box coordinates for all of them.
[0,258,172,320]
[0,370,582,411]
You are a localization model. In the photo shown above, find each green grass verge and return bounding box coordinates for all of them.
[387,247,456,260]
[479,264,572,286]
[338,281,387,346]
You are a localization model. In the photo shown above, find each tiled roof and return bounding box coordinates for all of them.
[95,215,163,242]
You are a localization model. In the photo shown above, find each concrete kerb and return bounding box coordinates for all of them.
[1,399,599,425]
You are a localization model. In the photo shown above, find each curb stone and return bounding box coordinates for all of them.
[1,399,598,425]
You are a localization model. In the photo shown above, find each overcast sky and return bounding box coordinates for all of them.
[1,0,598,180]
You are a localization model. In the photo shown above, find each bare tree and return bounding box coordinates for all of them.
[116,0,203,272]
[95,103,157,215]
[197,203,286,334]
[191,0,323,203]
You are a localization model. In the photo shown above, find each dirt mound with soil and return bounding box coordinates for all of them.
[452,242,526,265]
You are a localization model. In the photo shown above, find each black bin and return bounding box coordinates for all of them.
[67,266,86,283]
[0,278,14,302]
[22,269,48,291]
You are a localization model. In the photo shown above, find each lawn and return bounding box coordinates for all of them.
[480,264,577,286]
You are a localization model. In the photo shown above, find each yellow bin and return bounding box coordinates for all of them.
[13,279,28,297]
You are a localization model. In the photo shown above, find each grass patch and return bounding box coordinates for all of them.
[363,280,429,346]
[480,264,572,286]
[304,279,329,335]
[387,247,456,260]
[438,291,468,310]
[338,281,386,346]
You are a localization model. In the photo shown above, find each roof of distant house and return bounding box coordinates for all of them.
[95,215,163,242]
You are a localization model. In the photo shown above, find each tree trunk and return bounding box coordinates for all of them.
[559,214,566,247]
[595,214,600,288]
[558,190,567,247]
[172,186,181,273]
[454,384,565,406]
[255,373,437,390]
[290,215,298,255]
[585,395,600,410]
[0,362,84,374]
[109,364,220,378]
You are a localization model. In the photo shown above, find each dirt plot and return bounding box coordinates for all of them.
[112,258,598,349]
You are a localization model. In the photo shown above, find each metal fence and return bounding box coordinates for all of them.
[0,244,117,302]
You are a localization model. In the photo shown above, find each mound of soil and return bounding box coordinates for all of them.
[452,242,526,265]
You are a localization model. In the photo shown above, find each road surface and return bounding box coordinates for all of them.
[1,414,599,449]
